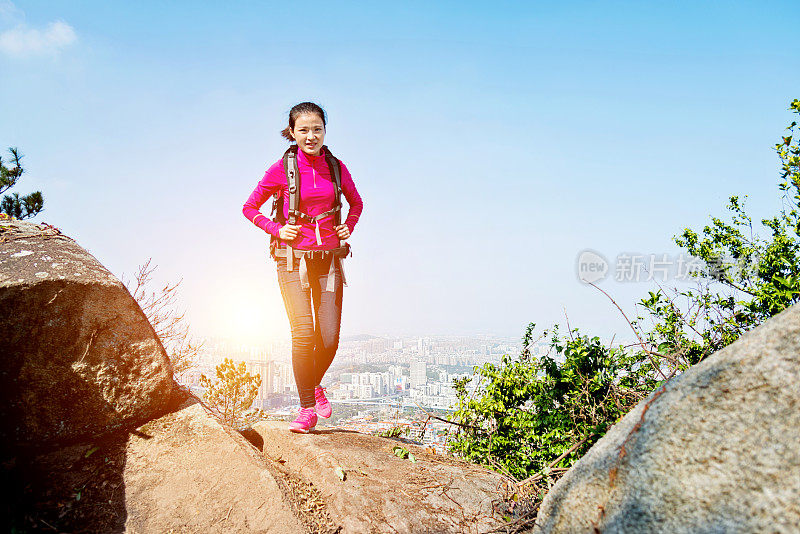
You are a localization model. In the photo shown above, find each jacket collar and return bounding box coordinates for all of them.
[296,145,327,165]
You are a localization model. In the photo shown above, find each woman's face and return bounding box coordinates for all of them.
[291,113,326,156]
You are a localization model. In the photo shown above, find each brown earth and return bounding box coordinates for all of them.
[6,390,511,533]
[123,392,305,533]
[247,420,508,533]
[6,388,307,533]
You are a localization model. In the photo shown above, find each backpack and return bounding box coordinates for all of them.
[268,144,351,289]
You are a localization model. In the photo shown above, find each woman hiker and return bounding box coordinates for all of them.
[242,102,364,433]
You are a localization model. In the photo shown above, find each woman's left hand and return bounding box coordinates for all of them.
[334,224,351,240]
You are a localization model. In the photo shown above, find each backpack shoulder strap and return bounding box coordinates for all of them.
[280,145,301,271]
[282,145,300,225]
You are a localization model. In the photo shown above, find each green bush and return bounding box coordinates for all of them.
[449,325,651,482]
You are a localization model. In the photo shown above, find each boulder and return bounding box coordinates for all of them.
[248,420,507,533]
[0,219,175,450]
[534,304,800,533]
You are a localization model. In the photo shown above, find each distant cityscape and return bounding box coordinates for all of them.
[179,333,556,450]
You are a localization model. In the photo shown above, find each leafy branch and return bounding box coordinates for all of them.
[0,147,44,220]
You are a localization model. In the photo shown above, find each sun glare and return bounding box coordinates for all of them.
[217,286,287,345]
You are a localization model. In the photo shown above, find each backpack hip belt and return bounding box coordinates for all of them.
[272,244,351,291]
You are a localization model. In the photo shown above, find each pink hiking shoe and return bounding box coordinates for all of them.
[314,386,332,419]
[289,407,317,433]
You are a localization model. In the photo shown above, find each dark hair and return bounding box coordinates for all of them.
[281,102,327,141]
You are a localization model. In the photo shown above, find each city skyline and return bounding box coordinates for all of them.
[180,330,559,419]
[182,334,523,424]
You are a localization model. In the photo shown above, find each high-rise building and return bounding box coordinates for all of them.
[410,360,427,388]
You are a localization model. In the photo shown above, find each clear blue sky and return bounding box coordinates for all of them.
[2,1,799,345]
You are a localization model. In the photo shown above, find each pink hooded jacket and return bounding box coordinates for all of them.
[242,146,363,250]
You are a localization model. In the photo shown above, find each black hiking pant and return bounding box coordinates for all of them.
[276,254,343,408]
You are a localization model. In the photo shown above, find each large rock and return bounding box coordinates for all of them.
[248,420,507,533]
[534,304,800,533]
[0,219,175,449]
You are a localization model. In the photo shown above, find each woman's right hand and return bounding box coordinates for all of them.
[279,224,301,242]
